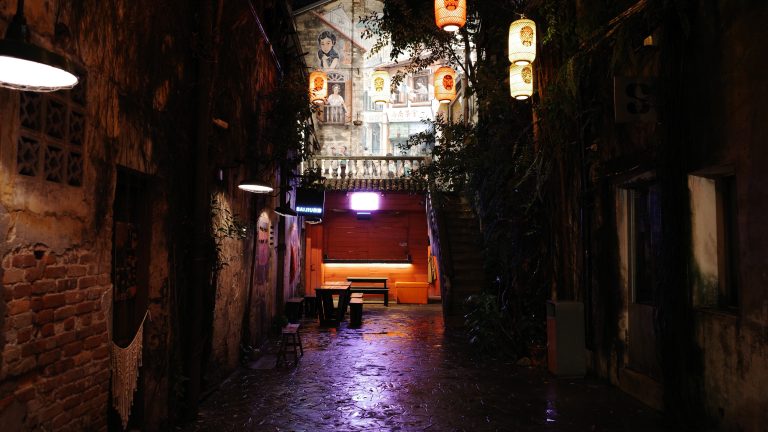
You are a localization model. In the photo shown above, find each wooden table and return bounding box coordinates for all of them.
[315,282,351,326]
[346,277,390,306]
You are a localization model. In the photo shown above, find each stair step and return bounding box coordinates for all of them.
[450,247,482,254]
[446,216,477,223]
[454,286,483,291]
[452,278,485,285]
[451,283,484,289]
[448,240,481,247]
[452,264,484,272]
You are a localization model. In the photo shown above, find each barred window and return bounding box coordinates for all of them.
[17,79,86,187]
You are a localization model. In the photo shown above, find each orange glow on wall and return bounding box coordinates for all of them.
[303,192,436,303]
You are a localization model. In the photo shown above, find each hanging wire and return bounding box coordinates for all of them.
[246,0,283,78]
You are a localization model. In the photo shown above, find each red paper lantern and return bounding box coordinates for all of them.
[434,66,457,103]
[434,0,466,32]
[309,70,328,104]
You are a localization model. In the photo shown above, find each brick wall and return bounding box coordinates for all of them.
[1,248,110,431]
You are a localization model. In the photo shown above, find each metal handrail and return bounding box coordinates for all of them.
[426,186,455,319]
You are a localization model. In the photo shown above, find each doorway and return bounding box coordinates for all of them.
[623,183,662,379]
[109,168,151,429]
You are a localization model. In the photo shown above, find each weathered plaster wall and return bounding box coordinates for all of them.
[580,1,768,428]
[2,0,303,428]
[203,0,290,385]
[688,3,768,429]
[0,0,196,429]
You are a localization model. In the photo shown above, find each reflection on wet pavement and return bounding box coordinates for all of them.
[180,305,668,431]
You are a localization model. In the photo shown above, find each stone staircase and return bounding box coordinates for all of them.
[428,192,486,327]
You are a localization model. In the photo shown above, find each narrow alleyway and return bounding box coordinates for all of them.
[179,305,668,432]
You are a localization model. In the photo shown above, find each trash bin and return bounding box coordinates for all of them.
[546,300,586,377]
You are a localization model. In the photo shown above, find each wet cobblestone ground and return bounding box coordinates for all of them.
[180,304,669,431]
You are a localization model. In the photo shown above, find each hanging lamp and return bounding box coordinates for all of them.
[508,17,537,66]
[434,66,457,104]
[370,70,390,104]
[0,0,79,92]
[309,70,328,104]
[509,64,533,100]
[238,179,274,194]
[434,0,466,32]
[274,201,297,217]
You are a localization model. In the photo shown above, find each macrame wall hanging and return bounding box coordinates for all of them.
[111,310,148,430]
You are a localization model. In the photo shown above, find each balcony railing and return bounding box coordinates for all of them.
[322,105,346,124]
[306,156,428,180]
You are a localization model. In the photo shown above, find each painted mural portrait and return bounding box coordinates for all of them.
[317,30,340,70]
[327,83,345,106]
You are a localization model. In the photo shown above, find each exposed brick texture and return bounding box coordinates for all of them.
[1,249,110,431]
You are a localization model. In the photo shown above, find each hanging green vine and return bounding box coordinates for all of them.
[210,197,248,274]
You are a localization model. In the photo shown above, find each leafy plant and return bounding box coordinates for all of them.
[464,293,515,357]
[210,197,248,273]
[368,1,549,359]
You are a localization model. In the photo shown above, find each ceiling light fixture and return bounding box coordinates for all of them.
[0,0,79,92]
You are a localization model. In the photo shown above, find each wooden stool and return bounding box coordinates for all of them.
[303,294,317,317]
[349,298,363,327]
[285,297,304,323]
[276,323,303,367]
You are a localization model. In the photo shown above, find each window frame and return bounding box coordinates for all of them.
[16,80,87,187]
[688,169,739,314]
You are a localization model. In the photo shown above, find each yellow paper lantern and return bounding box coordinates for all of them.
[370,70,391,104]
[309,70,328,104]
[509,64,533,100]
[434,0,466,32]
[434,66,457,104]
[508,18,536,66]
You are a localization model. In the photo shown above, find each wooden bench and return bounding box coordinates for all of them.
[276,323,303,367]
[347,277,389,307]
[349,298,363,327]
[348,286,389,306]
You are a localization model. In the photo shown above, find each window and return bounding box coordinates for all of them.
[17,81,86,187]
[410,72,430,105]
[322,72,347,124]
[628,181,662,305]
[364,91,384,112]
[370,123,381,154]
[688,173,739,311]
[389,70,432,107]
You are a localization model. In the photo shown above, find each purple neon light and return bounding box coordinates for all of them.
[350,192,380,211]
